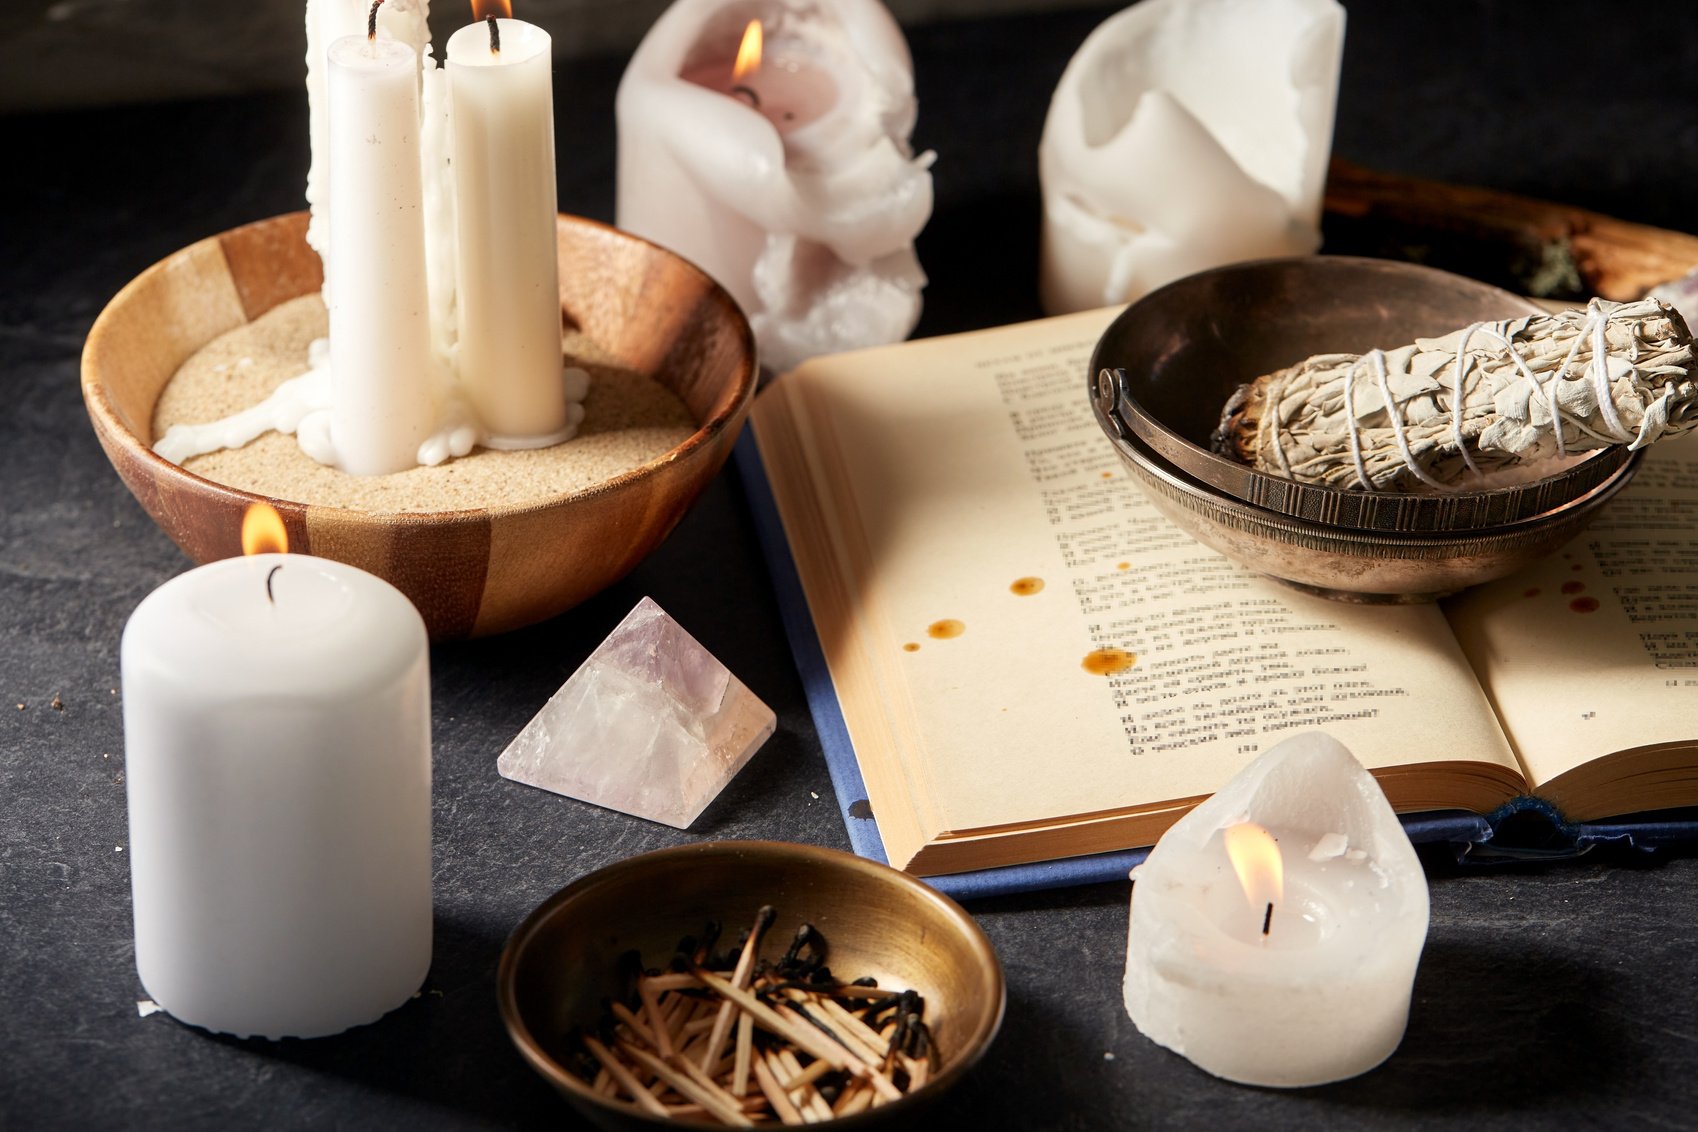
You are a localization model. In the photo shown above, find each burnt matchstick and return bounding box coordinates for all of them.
[692,966,856,1073]
[608,1000,658,1049]
[620,1043,750,1127]
[750,1055,803,1123]
[778,922,826,980]
[700,906,775,1073]
[770,1048,833,1120]
[576,908,936,1124]
[583,1034,669,1118]
[693,920,724,966]
[638,977,676,1059]
[774,995,866,1062]
[732,1010,754,1097]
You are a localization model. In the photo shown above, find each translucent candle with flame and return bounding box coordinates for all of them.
[616,0,934,374]
[1123,732,1430,1087]
[679,18,838,137]
[122,504,433,1039]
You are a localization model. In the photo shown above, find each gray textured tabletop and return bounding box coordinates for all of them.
[4,3,1697,1128]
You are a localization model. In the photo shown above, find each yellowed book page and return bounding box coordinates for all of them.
[1447,432,1698,791]
[762,309,1522,852]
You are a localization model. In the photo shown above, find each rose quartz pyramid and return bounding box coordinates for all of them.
[497,597,776,828]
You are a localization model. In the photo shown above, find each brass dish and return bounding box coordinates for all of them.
[81,212,757,640]
[498,841,1005,1129]
[1090,256,1631,533]
[1106,425,1638,603]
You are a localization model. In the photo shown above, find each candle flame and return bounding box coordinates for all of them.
[1223,822,1284,907]
[732,19,763,82]
[241,502,288,557]
[470,0,512,20]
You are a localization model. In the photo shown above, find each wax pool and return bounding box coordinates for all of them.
[1123,732,1429,1087]
[123,552,432,1039]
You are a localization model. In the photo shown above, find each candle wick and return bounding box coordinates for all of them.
[266,565,283,605]
[730,84,761,109]
[366,0,384,42]
[486,14,500,55]
[1261,901,1274,937]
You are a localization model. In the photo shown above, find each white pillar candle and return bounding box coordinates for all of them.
[616,0,934,374]
[447,16,574,445]
[1038,0,1344,315]
[1123,732,1429,1087]
[123,515,432,1040]
[326,31,440,475]
[305,0,434,268]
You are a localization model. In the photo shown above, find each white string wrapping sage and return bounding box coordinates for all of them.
[1215,298,1698,491]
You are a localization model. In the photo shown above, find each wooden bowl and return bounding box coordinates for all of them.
[82,212,757,639]
[498,841,1006,1130]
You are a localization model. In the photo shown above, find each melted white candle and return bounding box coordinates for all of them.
[617,0,934,374]
[152,2,590,475]
[154,368,332,467]
[153,360,592,470]
[1123,732,1429,1087]
[678,34,838,137]
[1038,0,1344,314]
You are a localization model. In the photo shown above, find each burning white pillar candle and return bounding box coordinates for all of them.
[325,29,441,475]
[1038,0,1344,315]
[305,0,434,268]
[1123,732,1429,1087]
[123,505,432,1040]
[446,12,576,446]
[617,0,934,374]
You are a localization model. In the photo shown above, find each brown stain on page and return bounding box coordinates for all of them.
[1010,577,1045,596]
[1562,581,1585,595]
[1082,648,1136,676]
[927,619,965,640]
[1570,597,1600,613]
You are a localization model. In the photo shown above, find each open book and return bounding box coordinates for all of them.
[746,306,1698,878]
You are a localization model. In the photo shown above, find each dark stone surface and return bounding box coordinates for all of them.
[2,3,1696,1128]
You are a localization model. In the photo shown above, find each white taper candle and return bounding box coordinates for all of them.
[326,33,440,474]
[447,17,571,444]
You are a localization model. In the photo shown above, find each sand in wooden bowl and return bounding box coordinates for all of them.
[152,295,698,514]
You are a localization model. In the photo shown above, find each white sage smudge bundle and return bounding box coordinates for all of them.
[1213,298,1698,491]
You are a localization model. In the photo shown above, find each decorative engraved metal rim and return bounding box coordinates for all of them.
[1105,423,1641,558]
[1092,366,1633,535]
